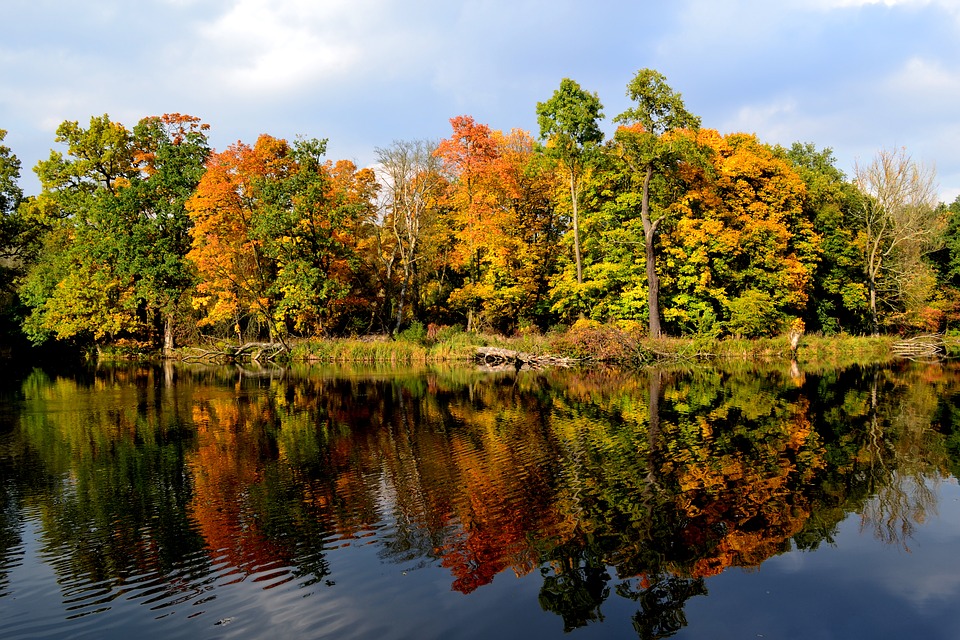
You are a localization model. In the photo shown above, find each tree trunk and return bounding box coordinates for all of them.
[394,272,408,334]
[641,164,662,338]
[570,170,583,285]
[163,314,174,357]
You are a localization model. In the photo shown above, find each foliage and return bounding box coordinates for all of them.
[3,69,959,356]
[659,130,820,337]
[17,114,210,351]
[537,78,604,289]
[187,135,377,341]
[610,68,702,337]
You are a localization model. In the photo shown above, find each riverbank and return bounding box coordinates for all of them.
[169,323,901,370]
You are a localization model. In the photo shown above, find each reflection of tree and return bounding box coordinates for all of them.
[858,365,946,549]
[617,575,707,640]
[13,368,207,608]
[538,539,611,632]
[7,360,960,637]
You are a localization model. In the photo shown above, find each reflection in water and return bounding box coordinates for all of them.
[1,361,960,638]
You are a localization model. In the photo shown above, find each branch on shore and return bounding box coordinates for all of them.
[178,341,288,363]
[474,346,578,370]
[891,334,945,361]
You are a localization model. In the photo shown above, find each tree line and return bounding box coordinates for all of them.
[0,69,957,354]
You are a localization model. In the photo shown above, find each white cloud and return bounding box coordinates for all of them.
[884,56,960,97]
[195,0,367,93]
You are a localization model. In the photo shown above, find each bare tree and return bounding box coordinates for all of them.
[854,148,943,334]
[375,140,443,333]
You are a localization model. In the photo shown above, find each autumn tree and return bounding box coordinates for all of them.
[659,130,820,337]
[536,79,604,289]
[187,134,377,342]
[853,147,943,333]
[374,139,444,333]
[435,118,563,332]
[19,115,142,345]
[434,116,502,331]
[18,114,210,351]
[612,69,701,337]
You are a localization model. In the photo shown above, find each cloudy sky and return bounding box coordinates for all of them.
[3,0,959,199]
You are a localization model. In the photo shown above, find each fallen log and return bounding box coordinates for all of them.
[891,335,944,360]
[179,342,288,363]
[474,346,577,370]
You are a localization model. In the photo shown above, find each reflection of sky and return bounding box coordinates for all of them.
[682,477,960,640]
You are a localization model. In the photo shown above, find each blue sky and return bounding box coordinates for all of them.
[3,0,959,200]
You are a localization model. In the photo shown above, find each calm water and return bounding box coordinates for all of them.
[2,361,960,639]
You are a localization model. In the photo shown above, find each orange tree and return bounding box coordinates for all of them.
[187,135,377,341]
[435,117,562,332]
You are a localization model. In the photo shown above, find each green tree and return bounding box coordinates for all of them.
[20,115,142,345]
[777,142,868,333]
[537,79,604,290]
[19,114,210,351]
[123,114,210,352]
[0,129,27,348]
[612,69,701,337]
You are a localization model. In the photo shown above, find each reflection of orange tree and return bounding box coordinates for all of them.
[274,373,574,593]
[429,378,573,593]
[541,368,830,580]
[657,374,826,577]
[187,393,293,575]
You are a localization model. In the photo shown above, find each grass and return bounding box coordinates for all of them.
[278,325,900,370]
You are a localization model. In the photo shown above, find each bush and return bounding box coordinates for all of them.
[548,319,640,361]
[725,290,783,338]
[397,321,427,344]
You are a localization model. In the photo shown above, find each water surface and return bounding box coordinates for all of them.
[2,361,960,639]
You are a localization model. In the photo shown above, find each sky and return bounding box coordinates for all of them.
[3,0,960,200]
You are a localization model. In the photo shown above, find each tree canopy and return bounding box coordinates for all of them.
[2,70,957,353]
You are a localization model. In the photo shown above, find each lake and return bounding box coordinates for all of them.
[2,360,960,639]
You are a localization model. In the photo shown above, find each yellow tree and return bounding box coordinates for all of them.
[660,130,821,336]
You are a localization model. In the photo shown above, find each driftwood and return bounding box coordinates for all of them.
[179,341,288,363]
[474,346,577,370]
[891,335,944,361]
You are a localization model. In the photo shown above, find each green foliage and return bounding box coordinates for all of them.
[725,289,782,337]
[4,82,959,356]
[536,78,605,159]
[398,320,427,344]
